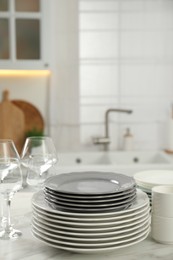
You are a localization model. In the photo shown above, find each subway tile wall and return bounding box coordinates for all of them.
[79,0,173,151]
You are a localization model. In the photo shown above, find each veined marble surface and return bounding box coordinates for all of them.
[0,190,173,260]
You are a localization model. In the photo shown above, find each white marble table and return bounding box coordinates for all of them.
[0,189,173,260]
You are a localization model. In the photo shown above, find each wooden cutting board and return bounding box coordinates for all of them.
[0,90,25,154]
[11,100,44,134]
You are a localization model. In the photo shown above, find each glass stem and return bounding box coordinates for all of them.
[1,194,12,232]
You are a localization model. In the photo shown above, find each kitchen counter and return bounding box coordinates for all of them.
[0,189,173,260]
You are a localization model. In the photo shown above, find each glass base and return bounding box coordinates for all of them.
[0,228,22,240]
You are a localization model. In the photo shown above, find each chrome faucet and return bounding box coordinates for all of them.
[93,108,133,151]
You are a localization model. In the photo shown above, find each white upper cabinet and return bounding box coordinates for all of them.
[0,0,49,69]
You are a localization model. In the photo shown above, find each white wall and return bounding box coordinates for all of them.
[79,0,173,151]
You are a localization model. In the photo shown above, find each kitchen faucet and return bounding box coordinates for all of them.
[93,108,133,151]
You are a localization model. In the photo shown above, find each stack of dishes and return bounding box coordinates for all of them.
[31,172,151,253]
[43,172,137,212]
[134,170,173,207]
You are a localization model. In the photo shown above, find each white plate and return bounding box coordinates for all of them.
[44,186,136,199]
[32,207,150,227]
[44,189,136,203]
[45,172,135,195]
[32,203,149,222]
[44,193,136,207]
[32,212,150,232]
[31,220,150,243]
[134,170,173,189]
[31,229,150,253]
[32,216,150,238]
[32,189,149,218]
[32,217,151,238]
[31,226,150,248]
[45,195,136,213]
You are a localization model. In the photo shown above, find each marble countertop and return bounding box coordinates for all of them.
[0,189,173,260]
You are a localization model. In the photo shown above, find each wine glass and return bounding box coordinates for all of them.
[21,136,58,190]
[0,139,23,240]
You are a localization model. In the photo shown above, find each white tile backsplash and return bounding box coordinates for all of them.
[119,98,171,122]
[120,0,173,12]
[120,0,146,12]
[121,13,171,30]
[79,1,119,12]
[80,32,119,58]
[121,31,167,57]
[80,105,121,124]
[80,96,119,105]
[80,65,119,96]
[79,13,119,30]
[79,0,173,151]
[119,122,163,150]
[121,64,173,96]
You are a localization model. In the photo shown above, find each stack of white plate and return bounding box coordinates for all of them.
[31,190,150,253]
[31,172,151,253]
[43,172,137,213]
[134,170,173,207]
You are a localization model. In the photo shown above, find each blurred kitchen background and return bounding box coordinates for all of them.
[0,0,173,152]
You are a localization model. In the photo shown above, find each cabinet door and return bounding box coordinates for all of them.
[0,0,49,69]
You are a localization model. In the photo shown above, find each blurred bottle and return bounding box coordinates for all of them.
[123,128,134,151]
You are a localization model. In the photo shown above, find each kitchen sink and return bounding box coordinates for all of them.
[58,151,172,166]
[53,151,173,177]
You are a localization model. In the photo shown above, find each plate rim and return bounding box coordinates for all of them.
[32,203,150,221]
[31,229,150,253]
[32,207,150,227]
[32,189,149,217]
[32,212,150,232]
[44,188,136,203]
[32,216,150,237]
[45,171,135,195]
[44,193,137,208]
[31,225,150,248]
[31,220,150,242]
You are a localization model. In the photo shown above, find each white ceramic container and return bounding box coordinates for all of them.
[151,214,173,244]
[152,186,173,218]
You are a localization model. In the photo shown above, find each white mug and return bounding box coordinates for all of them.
[152,185,173,218]
[151,214,173,244]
